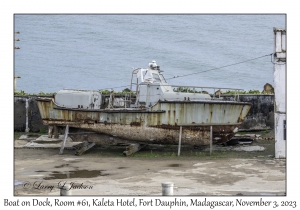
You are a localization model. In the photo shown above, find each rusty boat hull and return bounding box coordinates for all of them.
[37,98,251,146]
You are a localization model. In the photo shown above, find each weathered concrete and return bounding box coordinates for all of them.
[14,134,80,149]
[222,94,274,130]
[14,97,26,131]
[13,148,285,196]
[14,96,48,132]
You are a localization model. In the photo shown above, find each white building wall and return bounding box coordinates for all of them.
[274,63,286,112]
[273,28,286,159]
[275,113,286,158]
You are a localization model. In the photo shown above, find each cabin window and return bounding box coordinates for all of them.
[152,73,161,83]
[160,74,167,83]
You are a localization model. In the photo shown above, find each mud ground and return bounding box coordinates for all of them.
[14,132,286,196]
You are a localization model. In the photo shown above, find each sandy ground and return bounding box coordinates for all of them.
[14,134,286,196]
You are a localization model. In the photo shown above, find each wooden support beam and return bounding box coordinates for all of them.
[210,126,213,156]
[75,141,96,156]
[53,125,59,138]
[123,143,147,156]
[48,125,53,138]
[59,125,69,155]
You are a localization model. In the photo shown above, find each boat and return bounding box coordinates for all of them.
[36,61,251,146]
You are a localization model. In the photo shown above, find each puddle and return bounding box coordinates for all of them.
[55,164,70,168]
[14,180,23,186]
[168,164,181,167]
[33,140,62,144]
[232,146,265,152]
[43,170,108,180]
[118,167,128,169]
[35,170,47,172]
[29,174,45,177]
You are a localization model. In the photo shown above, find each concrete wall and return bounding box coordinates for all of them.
[14,95,274,132]
[14,96,48,132]
[14,97,26,131]
[222,94,274,130]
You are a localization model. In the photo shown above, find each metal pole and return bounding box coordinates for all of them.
[60,184,72,196]
[146,84,149,107]
[210,126,213,155]
[162,182,174,196]
[48,125,53,138]
[25,98,29,132]
[178,126,182,156]
[59,125,69,155]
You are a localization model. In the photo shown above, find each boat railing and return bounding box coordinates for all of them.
[129,68,244,105]
[62,88,100,92]
[137,83,244,101]
[167,84,244,101]
[129,68,141,104]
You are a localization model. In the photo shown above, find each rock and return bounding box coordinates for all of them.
[262,83,274,94]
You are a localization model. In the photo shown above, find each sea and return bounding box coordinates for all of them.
[14,14,286,94]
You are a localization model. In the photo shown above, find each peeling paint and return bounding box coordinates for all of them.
[37,98,251,146]
[274,27,286,159]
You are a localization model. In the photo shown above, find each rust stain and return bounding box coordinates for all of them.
[37,97,251,146]
[238,108,244,123]
[42,119,237,146]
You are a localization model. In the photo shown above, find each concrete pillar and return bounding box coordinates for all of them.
[60,184,72,196]
[273,27,286,159]
[162,182,174,196]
